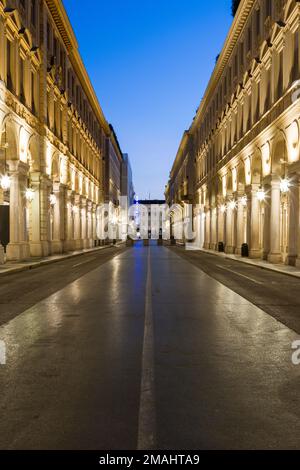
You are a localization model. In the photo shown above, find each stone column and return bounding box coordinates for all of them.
[210,207,217,250]
[289,174,300,266]
[6,161,30,261]
[29,172,51,258]
[92,203,97,244]
[268,178,282,263]
[64,190,75,252]
[204,207,211,249]
[225,202,236,254]
[262,183,271,261]
[81,197,87,248]
[73,194,82,250]
[87,200,93,246]
[235,195,245,254]
[249,185,261,258]
[51,182,64,254]
[218,207,225,247]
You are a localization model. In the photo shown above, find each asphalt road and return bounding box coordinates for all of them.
[0,242,300,449]
[171,246,300,334]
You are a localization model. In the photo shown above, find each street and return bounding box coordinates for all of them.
[0,243,300,449]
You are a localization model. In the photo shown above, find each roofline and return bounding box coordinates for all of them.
[169,130,190,179]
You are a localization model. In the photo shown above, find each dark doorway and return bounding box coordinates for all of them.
[0,205,10,252]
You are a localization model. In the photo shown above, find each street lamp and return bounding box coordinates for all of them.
[280,178,290,193]
[257,188,266,202]
[228,200,236,210]
[241,195,248,207]
[25,188,35,202]
[0,174,11,191]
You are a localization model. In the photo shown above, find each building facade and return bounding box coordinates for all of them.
[102,125,123,242]
[167,0,300,266]
[0,0,122,263]
[120,153,134,240]
[136,199,166,239]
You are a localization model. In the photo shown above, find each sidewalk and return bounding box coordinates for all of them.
[197,247,300,279]
[0,243,124,277]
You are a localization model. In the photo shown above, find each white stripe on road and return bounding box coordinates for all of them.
[137,246,156,450]
[216,264,263,285]
[72,257,97,268]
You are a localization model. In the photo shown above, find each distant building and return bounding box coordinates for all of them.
[136,199,166,239]
[103,125,123,242]
[120,153,135,240]
[121,154,135,207]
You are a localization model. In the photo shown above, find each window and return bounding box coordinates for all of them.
[293,31,299,82]
[248,26,252,52]
[31,71,36,114]
[240,42,244,67]
[20,58,25,104]
[6,39,13,91]
[266,0,272,18]
[31,0,37,27]
[256,9,260,37]
[47,22,51,52]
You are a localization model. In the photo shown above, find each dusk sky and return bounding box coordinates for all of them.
[63,0,233,199]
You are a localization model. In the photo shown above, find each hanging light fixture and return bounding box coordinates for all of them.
[228,200,237,210]
[0,174,11,191]
[280,178,290,193]
[25,187,35,202]
[241,195,248,207]
[257,188,266,202]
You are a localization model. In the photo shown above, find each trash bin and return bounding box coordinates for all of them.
[218,242,224,252]
[241,243,249,257]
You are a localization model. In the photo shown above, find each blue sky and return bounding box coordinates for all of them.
[63,0,232,199]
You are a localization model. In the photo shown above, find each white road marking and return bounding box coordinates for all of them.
[72,257,97,268]
[216,264,263,285]
[137,246,156,450]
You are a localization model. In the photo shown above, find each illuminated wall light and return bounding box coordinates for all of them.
[220,204,227,214]
[0,174,11,191]
[49,193,57,206]
[25,188,35,202]
[228,200,237,210]
[257,189,266,202]
[241,196,248,207]
[280,178,290,193]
